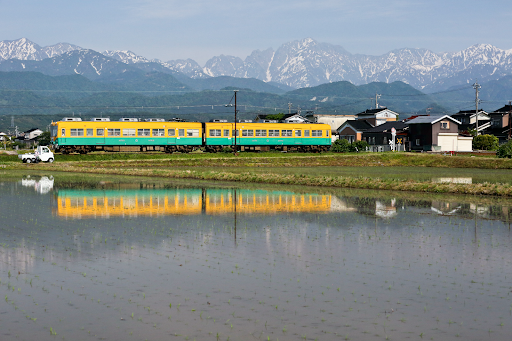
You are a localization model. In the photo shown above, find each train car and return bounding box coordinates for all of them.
[204,122,331,152]
[50,118,202,154]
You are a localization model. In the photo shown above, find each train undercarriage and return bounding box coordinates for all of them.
[57,144,329,154]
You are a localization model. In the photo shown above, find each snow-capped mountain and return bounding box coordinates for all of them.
[2,37,512,92]
[102,50,151,64]
[200,39,512,91]
[0,38,81,62]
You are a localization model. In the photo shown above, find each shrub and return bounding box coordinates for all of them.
[496,140,512,158]
[350,140,369,152]
[331,139,369,153]
[221,147,234,153]
[473,134,499,150]
[331,139,350,153]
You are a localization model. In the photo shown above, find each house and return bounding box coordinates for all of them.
[488,104,511,143]
[304,113,356,133]
[0,132,9,142]
[336,120,374,143]
[451,110,491,135]
[254,113,311,123]
[362,121,409,151]
[356,108,398,126]
[406,115,472,152]
[24,128,43,140]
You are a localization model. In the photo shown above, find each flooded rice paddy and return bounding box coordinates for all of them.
[1,174,512,341]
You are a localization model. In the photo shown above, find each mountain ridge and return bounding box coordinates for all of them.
[1,38,512,94]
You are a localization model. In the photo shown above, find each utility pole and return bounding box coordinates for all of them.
[234,90,239,155]
[508,100,511,141]
[375,94,381,109]
[288,102,292,115]
[473,80,481,135]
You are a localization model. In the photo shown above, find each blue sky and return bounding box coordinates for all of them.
[1,0,511,65]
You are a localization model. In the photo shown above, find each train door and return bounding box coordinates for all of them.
[60,127,66,144]
[96,128,105,145]
[223,125,231,146]
[167,128,176,145]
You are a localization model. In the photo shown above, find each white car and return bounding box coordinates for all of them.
[18,146,54,163]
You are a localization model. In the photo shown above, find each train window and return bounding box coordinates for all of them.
[209,129,221,137]
[295,130,302,137]
[281,130,292,137]
[178,129,185,137]
[152,129,165,137]
[232,130,239,137]
[187,129,199,137]
[255,129,266,137]
[70,129,84,137]
[168,129,175,136]
[223,129,230,137]
[312,130,322,137]
[138,129,150,136]
[61,128,65,137]
[304,130,310,137]
[108,129,121,137]
[96,129,104,136]
[123,129,135,137]
[242,130,254,137]
[268,130,279,137]
[87,129,94,137]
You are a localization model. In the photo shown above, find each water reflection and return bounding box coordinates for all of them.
[432,177,472,184]
[48,182,512,224]
[21,175,54,194]
[53,187,336,219]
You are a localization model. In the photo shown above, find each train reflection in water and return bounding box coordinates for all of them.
[53,187,345,219]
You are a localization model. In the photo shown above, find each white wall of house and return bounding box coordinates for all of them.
[438,133,473,152]
[308,115,356,132]
[457,136,473,152]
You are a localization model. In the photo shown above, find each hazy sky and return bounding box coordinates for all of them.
[2,0,511,65]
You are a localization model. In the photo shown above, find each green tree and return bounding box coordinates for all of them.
[265,113,285,121]
[472,134,499,151]
[37,131,51,146]
[497,140,512,158]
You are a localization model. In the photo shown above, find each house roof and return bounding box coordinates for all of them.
[337,120,374,132]
[25,128,42,133]
[356,107,399,117]
[406,115,461,125]
[364,121,408,133]
[453,110,489,117]
[356,107,388,115]
[492,104,512,113]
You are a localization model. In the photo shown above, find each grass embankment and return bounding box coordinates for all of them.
[3,152,512,196]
